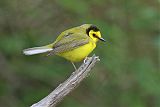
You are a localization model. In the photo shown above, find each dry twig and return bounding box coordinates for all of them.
[31,54,100,107]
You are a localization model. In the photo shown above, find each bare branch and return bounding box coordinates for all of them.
[31,54,100,107]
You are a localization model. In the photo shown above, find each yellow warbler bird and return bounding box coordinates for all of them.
[23,24,106,69]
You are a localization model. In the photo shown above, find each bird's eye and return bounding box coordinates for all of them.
[93,33,96,37]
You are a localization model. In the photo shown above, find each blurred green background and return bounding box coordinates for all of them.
[0,0,159,107]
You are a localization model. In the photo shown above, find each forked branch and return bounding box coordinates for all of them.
[31,54,100,107]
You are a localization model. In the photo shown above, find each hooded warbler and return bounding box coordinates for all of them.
[23,24,106,69]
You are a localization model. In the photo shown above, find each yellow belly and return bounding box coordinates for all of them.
[58,42,96,62]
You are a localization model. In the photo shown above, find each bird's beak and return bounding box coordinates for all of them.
[99,37,106,42]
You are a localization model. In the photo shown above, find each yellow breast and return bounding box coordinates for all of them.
[58,42,96,62]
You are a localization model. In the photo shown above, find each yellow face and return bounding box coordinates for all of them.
[89,30,102,42]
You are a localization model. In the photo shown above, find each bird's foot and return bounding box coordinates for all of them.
[83,57,91,64]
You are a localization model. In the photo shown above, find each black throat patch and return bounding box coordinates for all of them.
[86,25,100,36]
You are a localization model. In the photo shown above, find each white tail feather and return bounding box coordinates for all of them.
[23,46,53,55]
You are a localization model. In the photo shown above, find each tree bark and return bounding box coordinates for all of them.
[31,54,100,107]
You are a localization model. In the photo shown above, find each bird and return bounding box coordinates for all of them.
[23,24,106,70]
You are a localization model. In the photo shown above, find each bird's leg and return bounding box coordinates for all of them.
[71,62,77,70]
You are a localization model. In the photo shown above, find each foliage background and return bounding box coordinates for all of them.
[0,0,159,107]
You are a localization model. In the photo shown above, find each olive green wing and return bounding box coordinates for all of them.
[49,33,89,54]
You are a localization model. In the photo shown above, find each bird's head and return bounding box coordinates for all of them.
[82,24,106,43]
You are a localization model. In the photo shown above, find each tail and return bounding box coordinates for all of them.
[23,45,53,55]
